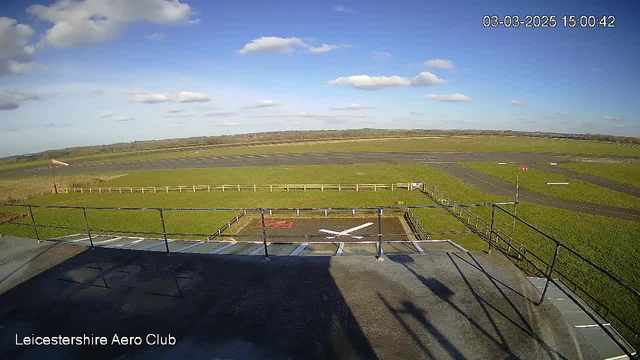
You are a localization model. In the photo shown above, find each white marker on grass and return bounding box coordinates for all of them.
[319,222,374,240]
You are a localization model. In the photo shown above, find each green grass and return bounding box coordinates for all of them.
[461,162,640,210]
[4,135,639,173]
[1,163,638,344]
[559,162,640,188]
[76,136,640,166]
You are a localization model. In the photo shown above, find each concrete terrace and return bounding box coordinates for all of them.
[0,236,601,360]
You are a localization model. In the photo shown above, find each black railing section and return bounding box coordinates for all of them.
[207,210,246,240]
[423,186,638,358]
[404,209,429,240]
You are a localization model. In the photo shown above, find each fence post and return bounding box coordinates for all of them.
[82,207,94,248]
[260,209,270,261]
[488,204,496,253]
[99,188,102,194]
[28,205,40,242]
[356,184,359,192]
[254,184,256,192]
[376,207,383,259]
[374,184,377,192]
[154,187,157,193]
[238,184,241,192]
[193,185,196,192]
[391,183,394,191]
[321,184,324,192]
[158,209,170,254]
[208,185,211,192]
[222,185,225,192]
[338,184,341,191]
[538,243,560,305]
[270,185,273,192]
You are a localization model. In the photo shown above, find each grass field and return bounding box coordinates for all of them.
[559,162,640,188]
[461,162,640,210]
[78,136,640,166]
[3,135,639,172]
[1,162,638,344]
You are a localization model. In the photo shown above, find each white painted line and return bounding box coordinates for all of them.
[138,240,174,251]
[412,241,425,254]
[605,355,632,360]
[575,324,610,328]
[65,237,90,244]
[52,233,83,240]
[289,243,308,256]
[107,239,143,248]
[336,243,345,256]
[174,241,205,253]
[210,241,237,254]
[447,240,469,252]
[546,182,569,185]
[248,243,268,255]
[95,237,123,245]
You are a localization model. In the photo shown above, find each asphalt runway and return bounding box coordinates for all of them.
[430,163,640,222]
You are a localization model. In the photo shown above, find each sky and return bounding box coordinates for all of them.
[0,0,639,157]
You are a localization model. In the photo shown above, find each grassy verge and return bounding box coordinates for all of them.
[461,162,640,210]
[559,162,640,188]
[0,173,126,204]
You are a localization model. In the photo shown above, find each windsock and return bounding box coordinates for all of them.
[50,159,69,166]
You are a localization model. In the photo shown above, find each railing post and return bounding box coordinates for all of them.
[376,207,383,259]
[488,204,496,253]
[82,207,94,248]
[260,209,270,261]
[159,209,170,254]
[28,205,40,242]
[539,243,560,305]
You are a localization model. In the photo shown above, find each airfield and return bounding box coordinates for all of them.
[0,136,639,359]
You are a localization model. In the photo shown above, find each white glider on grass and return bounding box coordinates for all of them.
[318,222,374,239]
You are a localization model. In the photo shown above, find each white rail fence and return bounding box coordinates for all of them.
[64,183,423,194]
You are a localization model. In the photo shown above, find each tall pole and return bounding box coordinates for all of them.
[51,164,58,194]
[512,175,519,231]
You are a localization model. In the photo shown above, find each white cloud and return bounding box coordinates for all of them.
[237,36,306,55]
[243,100,281,109]
[163,114,193,118]
[0,89,41,110]
[0,17,38,76]
[132,92,171,103]
[308,43,351,54]
[147,33,165,40]
[512,110,520,115]
[371,51,392,60]
[220,121,239,126]
[424,59,455,70]
[100,113,112,118]
[165,107,184,113]
[176,91,211,103]
[333,5,353,12]
[121,89,211,104]
[27,0,193,48]
[204,111,235,117]
[424,93,471,102]
[113,116,134,121]
[188,19,201,24]
[603,115,622,121]
[410,111,423,115]
[328,71,444,90]
[330,103,376,110]
[510,100,528,106]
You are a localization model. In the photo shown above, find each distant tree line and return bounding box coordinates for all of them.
[1,129,638,164]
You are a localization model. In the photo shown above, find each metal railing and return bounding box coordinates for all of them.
[64,183,418,194]
[424,186,638,357]
[2,202,510,259]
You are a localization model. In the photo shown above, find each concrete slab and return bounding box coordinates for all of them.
[179,241,229,254]
[217,242,262,255]
[148,240,194,252]
[418,241,465,252]
[0,244,601,359]
[253,243,299,256]
[382,242,419,254]
[342,243,377,256]
[300,242,340,256]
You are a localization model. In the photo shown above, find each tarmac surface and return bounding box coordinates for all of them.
[0,236,601,360]
[430,163,640,222]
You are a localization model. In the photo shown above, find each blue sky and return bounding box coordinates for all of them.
[0,0,638,156]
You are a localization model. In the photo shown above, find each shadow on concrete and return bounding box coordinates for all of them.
[0,247,378,360]
[386,254,572,360]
